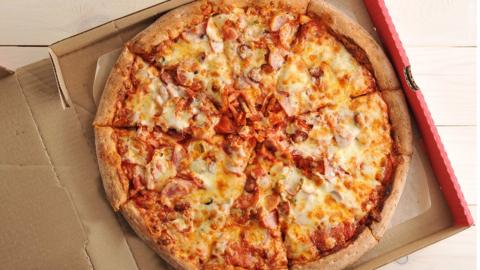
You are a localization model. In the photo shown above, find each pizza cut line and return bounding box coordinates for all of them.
[94,1,413,269]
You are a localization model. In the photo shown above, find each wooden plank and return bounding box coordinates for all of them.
[437,126,477,205]
[380,206,476,270]
[0,0,160,45]
[0,0,476,46]
[404,47,476,126]
[406,47,475,76]
[0,47,48,70]
[385,0,476,46]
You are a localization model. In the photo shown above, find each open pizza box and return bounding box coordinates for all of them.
[0,0,473,269]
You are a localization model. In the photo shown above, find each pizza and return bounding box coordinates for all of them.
[93,0,413,269]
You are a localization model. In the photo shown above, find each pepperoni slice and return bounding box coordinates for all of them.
[214,114,236,134]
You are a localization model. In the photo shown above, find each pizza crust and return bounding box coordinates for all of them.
[94,126,128,210]
[129,1,207,56]
[382,88,414,155]
[307,0,400,91]
[292,228,378,270]
[129,0,310,56]
[94,47,135,126]
[369,154,411,239]
[121,202,197,270]
[216,0,310,13]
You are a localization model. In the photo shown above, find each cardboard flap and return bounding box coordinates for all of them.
[11,60,139,270]
[0,65,13,79]
[0,73,90,269]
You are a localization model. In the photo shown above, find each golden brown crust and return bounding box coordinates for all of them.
[93,47,135,126]
[382,88,414,156]
[129,0,310,56]
[215,0,310,13]
[94,126,128,211]
[121,202,196,270]
[369,155,411,240]
[307,0,400,91]
[292,229,378,270]
[129,1,207,56]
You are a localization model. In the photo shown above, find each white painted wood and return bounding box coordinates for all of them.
[0,0,160,45]
[0,0,476,46]
[437,126,477,204]
[380,224,476,270]
[385,0,476,46]
[406,47,476,126]
[0,47,48,70]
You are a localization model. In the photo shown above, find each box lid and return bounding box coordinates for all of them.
[363,0,473,227]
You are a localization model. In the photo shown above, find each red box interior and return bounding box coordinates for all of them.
[363,0,473,226]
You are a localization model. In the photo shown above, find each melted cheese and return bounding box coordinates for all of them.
[108,7,395,268]
[145,147,176,190]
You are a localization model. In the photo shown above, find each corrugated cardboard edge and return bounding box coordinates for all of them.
[354,226,469,270]
[0,65,14,79]
[48,50,72,108]
[363,0,474,227]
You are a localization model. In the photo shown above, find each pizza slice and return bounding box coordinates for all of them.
[96,126,260,268]
[204,157,289,269]
[95,27,234,139]
[276,20,376,116]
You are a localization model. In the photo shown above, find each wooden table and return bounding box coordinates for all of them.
[0,0,476,268]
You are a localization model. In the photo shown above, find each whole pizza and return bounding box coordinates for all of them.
[94,0,413,269]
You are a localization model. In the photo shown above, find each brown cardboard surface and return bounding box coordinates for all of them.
[0,60,140,270]
[0,0,462,269]
[0,74,89,269]
[0,65,13,78]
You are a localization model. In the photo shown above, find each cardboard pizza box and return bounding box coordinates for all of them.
[0,0,472,269]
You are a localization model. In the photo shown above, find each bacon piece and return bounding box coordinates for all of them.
[299,15,312,24]
[247,67,262,83]
[291,130,308,143]
[311,223,357,253]
[270,13,290,31]
[234,191,259,209]
[175,65,191,87]
[265,194,280,211]
[181,22,206,42]
[279,23,297,48]
[277,201,290,215]
[244,176,257,193]
[225,243,257,269]
[160,70,174,84]
[172,144,187,168]
[214,114,236,134]
[238,44,252,59]
[293,155,325,175]
[260,210,279,230]
[222,20,239,41]
[309,66,324,78]
[268,48,285,70]
[160,179,195,207]
[206,17,224,53]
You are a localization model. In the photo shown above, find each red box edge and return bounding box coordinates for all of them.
[362,0,474,227]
